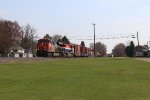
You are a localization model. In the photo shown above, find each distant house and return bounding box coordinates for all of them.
[10,46,26,57]
[8,46,33,58]
[147,49,150,57]
[24,49,33,58]
[134,45,149,57]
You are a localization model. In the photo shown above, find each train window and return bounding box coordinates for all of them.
[45,40,50,43]
[38,40,43,43]
[38,39,51,43]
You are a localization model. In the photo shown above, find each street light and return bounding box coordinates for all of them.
[92,23,96,58]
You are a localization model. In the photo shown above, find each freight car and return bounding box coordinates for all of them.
[36,38,91,57]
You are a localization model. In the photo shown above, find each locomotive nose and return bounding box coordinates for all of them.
[37,44,48,51]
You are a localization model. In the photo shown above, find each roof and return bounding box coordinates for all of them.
[134,45,149,52]
[12,46,24,50]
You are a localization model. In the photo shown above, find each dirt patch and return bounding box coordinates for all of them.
[135,58,150,62]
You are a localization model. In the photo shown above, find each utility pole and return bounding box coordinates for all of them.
[149,37,150,48]
[92,23,96,58]
[137,31,140,46]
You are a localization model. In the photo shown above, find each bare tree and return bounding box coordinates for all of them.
[21,24,37,53]
[95,42,107,57]
[90,42,107,57]
[112,43,126,57]
[0,19,22,56]
[52,34,62,44]
[43,34,62,44]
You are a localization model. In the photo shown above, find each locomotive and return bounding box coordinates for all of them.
[36,38,91,57]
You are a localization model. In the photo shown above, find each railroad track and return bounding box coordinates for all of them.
[0,57,55,64]
[0,57,89,64]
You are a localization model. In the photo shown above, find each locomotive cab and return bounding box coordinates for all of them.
[36,39,54,57]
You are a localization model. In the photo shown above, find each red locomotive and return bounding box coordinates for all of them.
[36,38,91,57]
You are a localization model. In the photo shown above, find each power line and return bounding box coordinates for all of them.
[69,33,136,39]
[69,34,136,41]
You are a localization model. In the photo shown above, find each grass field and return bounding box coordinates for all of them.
[0,58,150,100]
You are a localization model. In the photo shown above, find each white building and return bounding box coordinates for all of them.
[10,46,33,58]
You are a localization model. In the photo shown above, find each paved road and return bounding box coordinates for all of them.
[135,58,150,62]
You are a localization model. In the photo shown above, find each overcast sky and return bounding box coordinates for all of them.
[1,0,150,53]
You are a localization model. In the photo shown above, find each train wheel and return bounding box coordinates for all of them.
[36,52,41,57]
[43,51,48,57]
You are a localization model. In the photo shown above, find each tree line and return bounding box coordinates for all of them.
[0,19,37,56]
[112,41,149,57]
[112,41,134,57]
[43,34,70,44]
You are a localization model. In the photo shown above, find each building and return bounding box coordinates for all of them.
[134,45,149,57]
[8,46,33,58]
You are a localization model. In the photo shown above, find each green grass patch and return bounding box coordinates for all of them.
[0,58,150,100]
